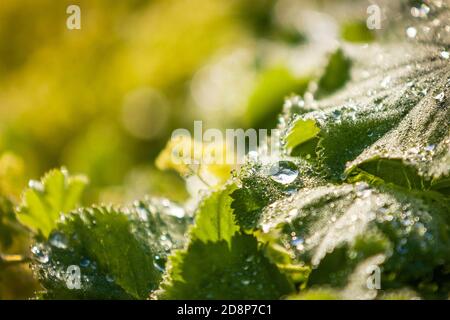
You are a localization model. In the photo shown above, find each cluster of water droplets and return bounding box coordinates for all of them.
[405,0,450,47]
[30,231,99,291]
[28,197,193,295]
[131,198,192,260]
[258,179,444,281]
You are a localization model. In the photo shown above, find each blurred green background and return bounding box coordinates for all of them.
[0,0,373,299]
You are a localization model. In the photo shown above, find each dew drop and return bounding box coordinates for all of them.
[31,245,50,264]
[153,255,165,273]
[49,231,68,249]
[136,206,148,221]
[381,76,391,88]
[167,205,185,218]
[245,255,255,263]
[440,51,450,59]
[291,237,305,251]
[424,144,436,152]
[80,257,90,268]
[248,151,259,162]
[28,180,44,192]
[241,279,251,286]
[268,161,299,185]
[434,92,445,104]
[406,27,417,38]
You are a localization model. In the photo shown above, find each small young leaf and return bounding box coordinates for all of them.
[17,169,88,237]
[316,49,352,98]
[285,118,320,154]
[191,184,239,243]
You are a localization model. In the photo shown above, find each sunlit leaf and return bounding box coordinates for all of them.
[156,184,294,299]
[256,183,450,297]
[191,184,239,243]
[156,234,293,300]
[284,24,450,192]
[33,198,191,299]
[17,169,88,237]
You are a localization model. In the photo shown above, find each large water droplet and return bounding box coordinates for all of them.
[406,27,417,38]
[268,161,299,185]
[411,4,430,18]
[153,255,165,273]
[31,245,50,264]
[49,231,68,249]
[80,257,91,268]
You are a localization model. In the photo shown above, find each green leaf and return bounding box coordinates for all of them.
[284,40,450,191]
[245,67,310,129]
[231,159,325,230]
[156,184,294,299]
[155,234,293,299]
[316,49,352,98]
[340,21,375,43]
[231,175,286,231]
[191,184,239,243]
[17,169,88,237]
[33,198,191,299]
[256,183,450,297]
[285,119,321,154]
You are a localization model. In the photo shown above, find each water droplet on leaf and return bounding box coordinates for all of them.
[440,51,450,59]
[31,245,50,264]
[49,231,68,249]
[80,258,90,268]
[268,161,299,185]
[406,27,417,38]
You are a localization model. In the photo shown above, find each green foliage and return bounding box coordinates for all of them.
[316,49,352,98]
[230,159,323,230]
[285,42,450,189]
[156,185,293,299]
[340,21,375,43]
[245,67,310,129]
[191,184,239,243]
[3,0,450,301]
[0,196,18,249]
[256,183,450,296]
[231,174,286,230]
[16,169,87,237]
[156,234,293,299]
[285,119,320,154]
[32,199,191,299]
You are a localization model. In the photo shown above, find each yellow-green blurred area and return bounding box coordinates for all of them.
[0,0,374,298]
